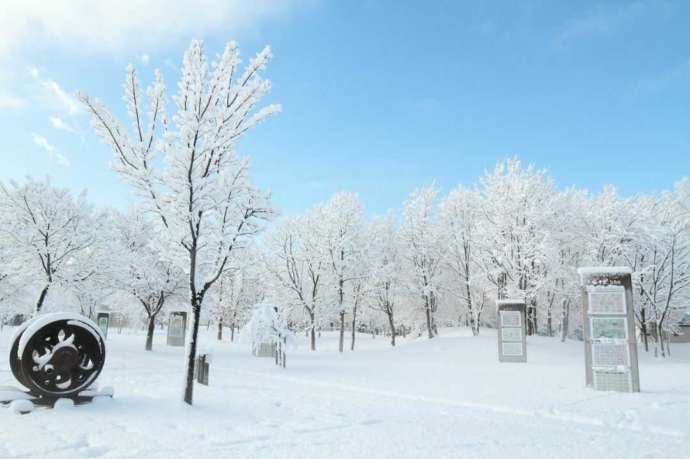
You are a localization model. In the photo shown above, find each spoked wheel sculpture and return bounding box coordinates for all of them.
[4,313,111,412]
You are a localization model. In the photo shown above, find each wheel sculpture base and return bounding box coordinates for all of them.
[0,385,114,411]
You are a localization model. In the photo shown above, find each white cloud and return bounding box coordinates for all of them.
[49,116,76,133]
[0,93,26,110]
[141,54,150,65]
[0,0,310,57]
[30,67,80,115]
[54,152,71,167]
[32,133,71,166]
[32,133,55,152]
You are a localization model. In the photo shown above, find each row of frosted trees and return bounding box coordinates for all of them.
[258,159,690,359]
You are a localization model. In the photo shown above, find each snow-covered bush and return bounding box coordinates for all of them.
[241,303,292,357]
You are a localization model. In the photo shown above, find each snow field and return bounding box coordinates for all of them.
[1,327,689,458]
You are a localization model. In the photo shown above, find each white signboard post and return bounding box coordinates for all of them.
[96,312,110,340]
[497,299,527,363]
[167,311,187,347]
[578,267,640,392]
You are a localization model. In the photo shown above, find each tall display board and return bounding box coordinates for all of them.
[96,312,110,339]
[167,311,187,347]
[497,299,527,363]
[578,267,640,392]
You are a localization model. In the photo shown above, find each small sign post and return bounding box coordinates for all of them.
[96,312,110,340]
[194,354,210,386]
[497,299,527,363]
[578,267,640,392]
[167,311,187,347]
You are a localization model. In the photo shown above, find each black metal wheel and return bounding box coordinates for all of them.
[9,318,38,389]
[12,313,106,399]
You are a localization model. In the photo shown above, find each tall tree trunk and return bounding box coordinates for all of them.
[546,308,553,337]
[560,299,569,343]
[659,320,667,358]
[469,312,478,336]
[526,298,537,336]
[497,273,507,300]
[145,314,156,351]
[36,284,50,314]
[464,264,474,334]
[282,337,287,368]
[387,309,396,347]
[338,310,345,353]
[640,308,649,352]
[350,302,357,351]
[217,317,223,341]
[183,300,201,405]
[308,309,316,351]
[338,276,345,353]
[425,296,434,339]
[474,311,482,336]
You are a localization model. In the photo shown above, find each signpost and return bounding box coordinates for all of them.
[194,354,210,386]
[497,299,527,363]
[578,267,640,392]
[167,311,187,347]
[96,312,110,339]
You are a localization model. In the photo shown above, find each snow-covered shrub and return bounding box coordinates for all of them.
[241,303,292,357]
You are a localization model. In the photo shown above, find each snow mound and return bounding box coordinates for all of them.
[0,387,33,403]
[53,398,75,409]
[10,399,34,415]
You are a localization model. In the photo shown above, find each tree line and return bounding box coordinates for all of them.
[260,160,690,359]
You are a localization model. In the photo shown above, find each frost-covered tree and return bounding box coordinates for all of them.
[475,159,553,334]
[439,186,488,335]
[263,211,326,351]
[0,238,25,329]
[72,272,114,320]
[347,258,370,351]
[241,302,292,360]
[581,186,637,266]
[81,39,278,404]
[541,188,588,339]
[320,192,365,352]
[0,177,100,315]
[212,251,264,342]
[367,216,404,346]
[400,186,445,339]
[627,185,690,356]
[113,209,184,350]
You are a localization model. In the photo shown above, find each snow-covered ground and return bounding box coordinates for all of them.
[1,327,689,458]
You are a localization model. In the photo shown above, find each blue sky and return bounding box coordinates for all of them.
[0,0,688,215]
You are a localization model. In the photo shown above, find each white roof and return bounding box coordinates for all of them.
[496,299,526,306]
[577,266,632,276]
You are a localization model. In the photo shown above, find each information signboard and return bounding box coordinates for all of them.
[578,267,640,392]
[167,311,187,347]
[587,288,627,315]
[497,299,527,363]
[96,312,110,339]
